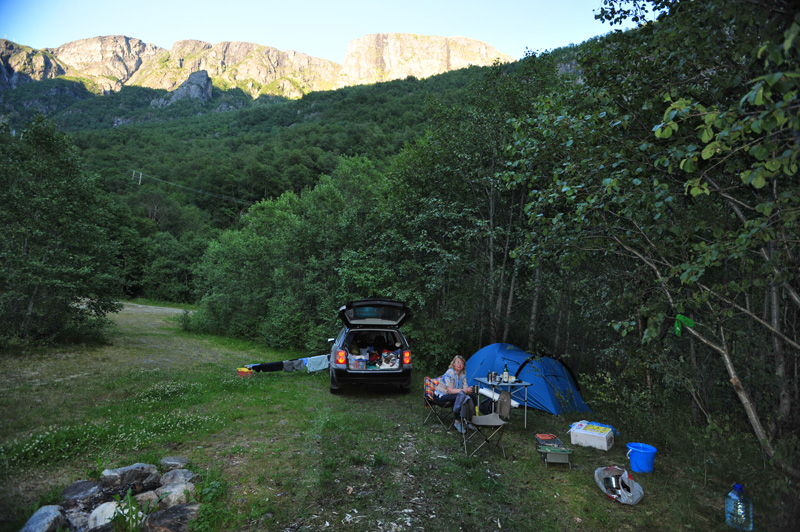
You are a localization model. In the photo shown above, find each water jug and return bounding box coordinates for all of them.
[724,483,753,531]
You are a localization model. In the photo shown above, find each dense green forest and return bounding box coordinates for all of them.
[2,0,799,517]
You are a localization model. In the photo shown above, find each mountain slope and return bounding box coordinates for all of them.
[0,33,514,99]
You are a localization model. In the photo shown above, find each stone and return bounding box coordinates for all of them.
[86,501,118,529]
[135,490,160,511]
[160,468,195,485]
[87,500,145,530]
[62,479,102,501]
[101,463,160,489]
[19,505,67,532]
[160,456,189,470]
[142,503,202,532]
[18,459,201,532]
[156,481,196,509]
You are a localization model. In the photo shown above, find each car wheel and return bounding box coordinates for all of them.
[329,372,340,394]
[400,384,411,394]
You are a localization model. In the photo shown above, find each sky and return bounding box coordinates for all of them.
[0,0,636,63]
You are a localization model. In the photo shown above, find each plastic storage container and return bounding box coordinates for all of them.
[725,483,753,531]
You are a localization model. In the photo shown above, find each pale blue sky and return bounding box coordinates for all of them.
[0,0,637,63]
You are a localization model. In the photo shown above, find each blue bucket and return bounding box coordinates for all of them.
[626,443,657,473]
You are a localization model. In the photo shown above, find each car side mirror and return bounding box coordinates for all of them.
[327,338,335,343]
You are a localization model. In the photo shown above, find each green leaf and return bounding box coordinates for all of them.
[784,23,800,53]
[701,142,720,160]
[680,158,696,173]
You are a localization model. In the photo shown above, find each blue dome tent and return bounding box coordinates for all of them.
[465,343,592,415]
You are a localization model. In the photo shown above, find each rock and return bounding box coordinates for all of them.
[135,489,160,510]
[156,481,196,509]
[160,468,195,485]
[0,39,66,90]
[52,35,165,93]
[2,32,512,101]
[86,501,118,529]
[19,505,67,532]
[62,479,102,501]
[87,500,145,530]
[19,459,200,532]
[101,463,160,489]
[142,503,201,532]
[86,523,113,532]
[340,33,513,86]
[150,70,212,108]
[160,456,189,470]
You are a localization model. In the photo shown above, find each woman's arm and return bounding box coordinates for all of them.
[445,372,472,394]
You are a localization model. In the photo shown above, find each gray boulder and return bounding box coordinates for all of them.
[160,456,189,470]
[86,501,118,530]
[101,463,160,489]
[62,479,103,502]
[142,503,201,532]
[156,481,196,509]
[160,469,195,485]
[19,505,67,532]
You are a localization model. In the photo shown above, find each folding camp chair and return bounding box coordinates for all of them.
[463,390,511,458]
[423,377,455,430]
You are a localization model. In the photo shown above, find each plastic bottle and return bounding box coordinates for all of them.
[502,364,509,383]
[725,483,753,531]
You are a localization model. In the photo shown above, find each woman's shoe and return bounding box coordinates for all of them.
[454,422,466,434]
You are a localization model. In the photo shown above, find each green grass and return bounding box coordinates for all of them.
[0,303,792,531]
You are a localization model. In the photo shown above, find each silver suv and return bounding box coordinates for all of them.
[328,298,413,394]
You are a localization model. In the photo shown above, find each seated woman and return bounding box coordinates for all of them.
[434,355,477,433]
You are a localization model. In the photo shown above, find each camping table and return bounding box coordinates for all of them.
[474,377,532,428]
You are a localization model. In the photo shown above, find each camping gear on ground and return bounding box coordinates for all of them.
[535,433,572,470]
[423,377,455,430]
[594,466,644,505]
[465,343,591,415]
[725,484,753,530]
[568,420,615,450]
[237,367,253,377]
[246,356,329,374]
[247,361,283,372]
[626,442,657,473]
[462,390,511,458]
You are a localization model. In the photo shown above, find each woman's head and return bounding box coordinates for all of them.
[449,355,466,371]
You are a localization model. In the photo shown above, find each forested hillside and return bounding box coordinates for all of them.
[2,0,799,524]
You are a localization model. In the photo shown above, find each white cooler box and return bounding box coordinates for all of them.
[568,420,614,451]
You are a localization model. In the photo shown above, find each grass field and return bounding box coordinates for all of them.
[0,303,789,531]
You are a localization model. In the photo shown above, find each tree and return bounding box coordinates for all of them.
[0,116,121,344]
[505,0,800,477]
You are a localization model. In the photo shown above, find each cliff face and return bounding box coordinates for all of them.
[53,35,166,93]
[0,32,513,99]
[0,40,66,90]
[340,33,513,85]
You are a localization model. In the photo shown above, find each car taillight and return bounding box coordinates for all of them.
[403,350,411,364]
[336,350,347,365]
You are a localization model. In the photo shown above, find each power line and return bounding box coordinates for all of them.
[129,170,253,206]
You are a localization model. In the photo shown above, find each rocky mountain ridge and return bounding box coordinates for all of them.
[0,33,513,99]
